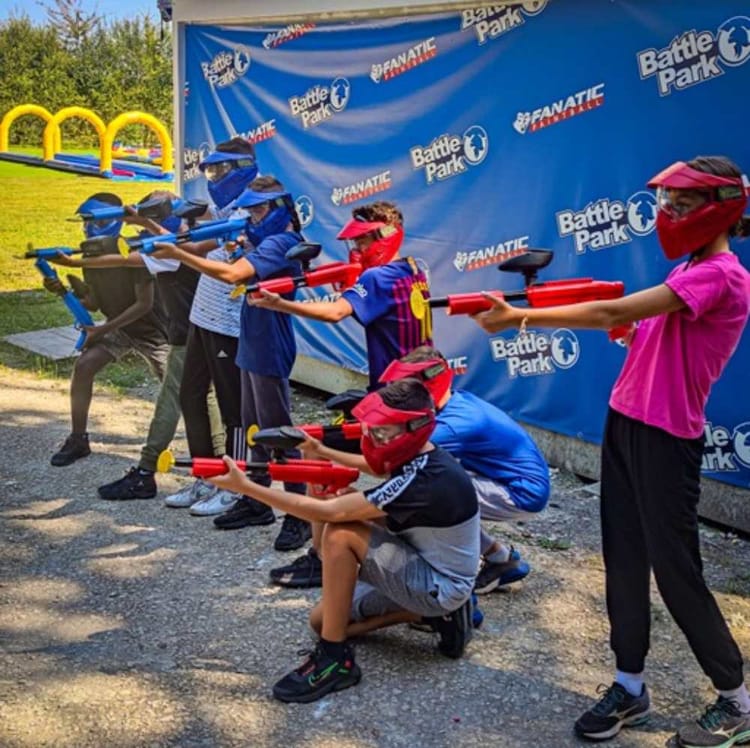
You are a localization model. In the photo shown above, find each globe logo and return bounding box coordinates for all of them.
[520,0,549,16]
[329,78,351,112]
[731,421,750,468]
[295,195,314,228]
[198,142,212,163]
[462,125,489,166]
[234,45,252,75]
[626,191,658,236]
[550,328,580,369]
[717,17,750,67]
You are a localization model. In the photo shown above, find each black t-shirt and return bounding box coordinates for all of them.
[83,266,167,345]
[364,445,477,532]
[154,264,200,345]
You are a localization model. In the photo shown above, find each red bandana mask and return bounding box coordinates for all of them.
[378,358,453,405]
[647,161,748,260]
[351,391,435,474]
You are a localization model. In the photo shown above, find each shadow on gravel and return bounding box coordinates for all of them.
[1,378,748,747]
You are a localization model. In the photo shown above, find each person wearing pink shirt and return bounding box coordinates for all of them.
[473,156,750,748]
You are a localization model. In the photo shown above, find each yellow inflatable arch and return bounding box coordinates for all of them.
[102,111,174,177]
[1,105,173,178]
[42,106,106,161]
[0,104,61,153]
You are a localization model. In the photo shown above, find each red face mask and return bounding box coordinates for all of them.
[647,161,748,260]
[378,358,453,405]
[337,218,404,269]
[351,391,435,474]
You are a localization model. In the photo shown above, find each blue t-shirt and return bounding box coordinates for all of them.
[341,257,431,389]
[235,231,303,377]
[432,390,550,512]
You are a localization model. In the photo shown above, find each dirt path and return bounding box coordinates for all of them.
[0,366,748,748]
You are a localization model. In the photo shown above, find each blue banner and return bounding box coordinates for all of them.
[180,1,750,488]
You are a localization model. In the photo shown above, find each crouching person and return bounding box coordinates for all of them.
[209,378,479,703]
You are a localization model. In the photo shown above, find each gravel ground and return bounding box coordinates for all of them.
[0,366,748,748]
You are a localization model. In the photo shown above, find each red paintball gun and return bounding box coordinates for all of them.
[242,242,362,298]
[253,422,363,445]
[428,249,631,341]
[157,442,359,498]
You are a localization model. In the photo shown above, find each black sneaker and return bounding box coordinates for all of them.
[98,467,157,500]
[424,597,473,659]
[51,433,91,467]
[574,682,650,741]
[272,642,361,703]
[274,514,312,552]
[676,696,750,748]
[474,547,530,595]
[269,549,322,588]
[213,498,275,530]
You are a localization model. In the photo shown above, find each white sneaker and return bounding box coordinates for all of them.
[189,488,239,516]
[164,479,217,508]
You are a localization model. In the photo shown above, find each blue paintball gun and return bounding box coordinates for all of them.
[126,215,249,255]
[22,236,117,351]
[75,195,208,224]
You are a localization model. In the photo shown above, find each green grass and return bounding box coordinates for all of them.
[0,158,175,386]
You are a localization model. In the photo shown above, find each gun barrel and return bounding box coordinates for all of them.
[24,247,76,259]
[429,291,508,316]
[526,279,624,307]
[78,205,124,222]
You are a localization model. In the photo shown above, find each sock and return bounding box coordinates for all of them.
[719,684,750,713]
[615,670,645,698]
[319,637,347,661]
[486,546,511,564]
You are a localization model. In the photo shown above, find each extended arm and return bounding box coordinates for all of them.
[153,242,255,283]
[208,456,384,523]
[49,252,142,269]
[250,290,353,322]
[473,284,686,334]
[300,435,376,475]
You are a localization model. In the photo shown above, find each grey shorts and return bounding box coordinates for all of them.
[351,524,467,621]
[96,329,168,379]
[469,472,536,522]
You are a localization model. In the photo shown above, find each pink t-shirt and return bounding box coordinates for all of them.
[609,253,750,439]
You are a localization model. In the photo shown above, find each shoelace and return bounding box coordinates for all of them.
[591,684,628,716]
[293,645,325,676]
[697,697,741,730]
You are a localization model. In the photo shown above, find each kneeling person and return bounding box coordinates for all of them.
[209,378,479,703]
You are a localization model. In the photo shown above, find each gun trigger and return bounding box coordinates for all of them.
[229,284,246,299]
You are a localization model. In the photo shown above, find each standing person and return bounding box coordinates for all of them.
[473,156,750,747]
[50,191,202,499]
[250,200,432,390]
[253,200,432,582]
[207,378,479,704]
[47,193,169,467]
[153,176,312,551]
[161,137,258,515]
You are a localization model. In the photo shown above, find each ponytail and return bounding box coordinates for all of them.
[731,215,750,239]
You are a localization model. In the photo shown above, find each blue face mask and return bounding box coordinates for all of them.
[200,153,259,210]
[77,198,123,239]
[232,188,297,244]
[159,214,183,235]
[247,202,294,244]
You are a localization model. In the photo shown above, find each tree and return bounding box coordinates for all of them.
[37,0,102,49]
